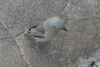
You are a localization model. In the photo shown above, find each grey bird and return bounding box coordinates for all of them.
[27,17,67,51]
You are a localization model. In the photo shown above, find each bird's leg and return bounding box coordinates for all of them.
[36,42,44,52]
[36,42,41,52]
[36,42,39,51]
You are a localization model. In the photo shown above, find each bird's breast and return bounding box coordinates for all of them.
[44,29,58,40]
[43,18,59,40]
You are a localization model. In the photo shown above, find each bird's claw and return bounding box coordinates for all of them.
[35,47,45,53]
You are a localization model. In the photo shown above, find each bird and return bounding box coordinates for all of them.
[26,17,67,51]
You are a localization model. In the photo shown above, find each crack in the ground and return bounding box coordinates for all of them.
[1,21,13,36]
[14,31,24,38]
[1,21,31,67]
[75,0,84,14]
[15,40,32,67]
[14,37,32,67]
[0,1,41,67]
[61,0,68,12]
[61,0,84,21]
[13,1,39,67]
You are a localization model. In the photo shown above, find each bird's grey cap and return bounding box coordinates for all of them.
[50,17,65,30]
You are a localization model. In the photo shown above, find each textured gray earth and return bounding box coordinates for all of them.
[0,0,100,67]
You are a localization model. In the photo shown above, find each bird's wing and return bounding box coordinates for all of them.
[29,28,44,38]
[28,21,45,38]
[35,21,45,34]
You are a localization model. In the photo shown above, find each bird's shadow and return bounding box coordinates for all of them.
[24,34,51,53]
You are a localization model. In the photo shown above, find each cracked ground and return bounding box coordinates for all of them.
[0,0,100,67]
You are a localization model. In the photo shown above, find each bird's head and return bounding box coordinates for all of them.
[50,17,67,31]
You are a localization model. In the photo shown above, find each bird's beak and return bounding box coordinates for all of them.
[63,27,67,31]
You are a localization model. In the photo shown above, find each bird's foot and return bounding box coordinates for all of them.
[36,42,45,53]
[35,47,45,53]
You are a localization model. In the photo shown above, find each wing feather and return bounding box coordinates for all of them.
[28,21,45,38]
